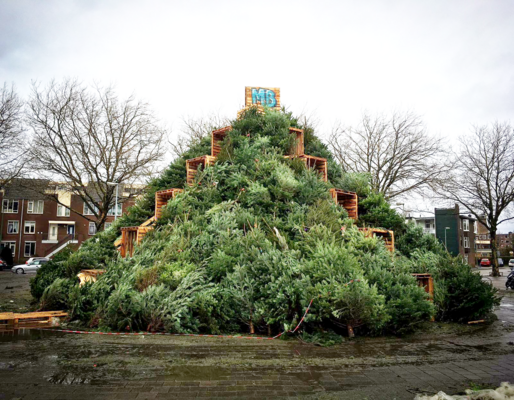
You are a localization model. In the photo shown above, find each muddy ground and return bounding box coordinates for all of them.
[0,270,34,313]
[0,270,514,399]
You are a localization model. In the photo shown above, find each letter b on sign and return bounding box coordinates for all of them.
[251,88,277,107]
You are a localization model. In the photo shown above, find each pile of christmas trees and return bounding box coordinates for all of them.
[31,107,499,338]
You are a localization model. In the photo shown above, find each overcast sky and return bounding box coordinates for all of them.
[1,0,513,230]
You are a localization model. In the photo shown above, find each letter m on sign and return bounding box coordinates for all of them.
[251,89,266,105]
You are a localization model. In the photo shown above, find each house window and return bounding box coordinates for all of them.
[425,220,431,229]
[474,222,477,234]
[2,200,19,213]
[463,219,469,232]
[7,220,19,234]
[27,200,44,214]
[1,241,16,257]
[464,236,470,248]
[57,204,70,217]
[24,221,36,234]
[24,241,36,257]
[88,222,96,235]
[107,203,122,216]
[83,203,98,216]
[104,222,112,230]
[464,254,469,264]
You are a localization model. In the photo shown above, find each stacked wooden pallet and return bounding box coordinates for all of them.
[0,311,67,331]
[211,126,232,157]
[412,274,434,300]
[118,217,157,258]
[330,189,358,220]
[284,128,328,182]
[77,269,106,286]
[155,188,184,220]
[358,228,395,252]
[119,226,138,257]
[186,155,216,186]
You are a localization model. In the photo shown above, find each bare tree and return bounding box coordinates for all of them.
[441,122,514,276]
[27,79,166,230]
[327,112,450,199]
[169,114,230,158]
[0,83,27,186]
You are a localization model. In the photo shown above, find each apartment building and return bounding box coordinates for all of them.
[407,216,436,236]
[434,204,477,266]
[0,179,141,264]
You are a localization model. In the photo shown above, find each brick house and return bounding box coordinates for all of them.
[0,179,141,264]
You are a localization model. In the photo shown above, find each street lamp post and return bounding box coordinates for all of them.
[107,182,119,221]
[445,227,451,250]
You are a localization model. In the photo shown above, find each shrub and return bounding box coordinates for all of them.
[39,278,75,311]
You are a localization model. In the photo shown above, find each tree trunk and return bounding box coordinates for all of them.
[249,310,255,334]
[490,229,500,277]
[347,324,355,338]
[267,324,271,337]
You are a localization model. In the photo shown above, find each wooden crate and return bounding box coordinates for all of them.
[288,127,304,156]
[330,188,358,220]
[120,226,138,257]
[0,311,67,331]
[118,217,156,257]
[155,189,183,220]
[359,228,395,252]
[412,273,434,301]
[77,269,106,286]
[137,225,153,244]
[211,126,232,157]
[286,154,328,182]
[186,155,216,186]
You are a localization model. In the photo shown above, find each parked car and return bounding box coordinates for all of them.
[509,259,514,269]
[11,258,49,274]
[480,258,491,267]
[25,257,49,265]
[0,259,7,270]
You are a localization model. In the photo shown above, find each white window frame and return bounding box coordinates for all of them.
[107,203,122,216]
[463,219,469,232]
[464,236,470,248]
[104,222,112,230]
[57,204,70,217]
[24,241,36,257]
[88,222,96,235]
[2,199,19,213]
[83,203,98,216]
[1,241,16,257]
[27,200,44,214]
[7,220,19,234]
[24,221,36,234]
[474,221,477,234]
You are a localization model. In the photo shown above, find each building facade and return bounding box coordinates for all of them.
[475,220,491,260]
[497,233,513,250]
[0,180,139,264]
[434,204,476,266]
[408,216,436,236]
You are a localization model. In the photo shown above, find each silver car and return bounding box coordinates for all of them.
[11,258,49,274]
